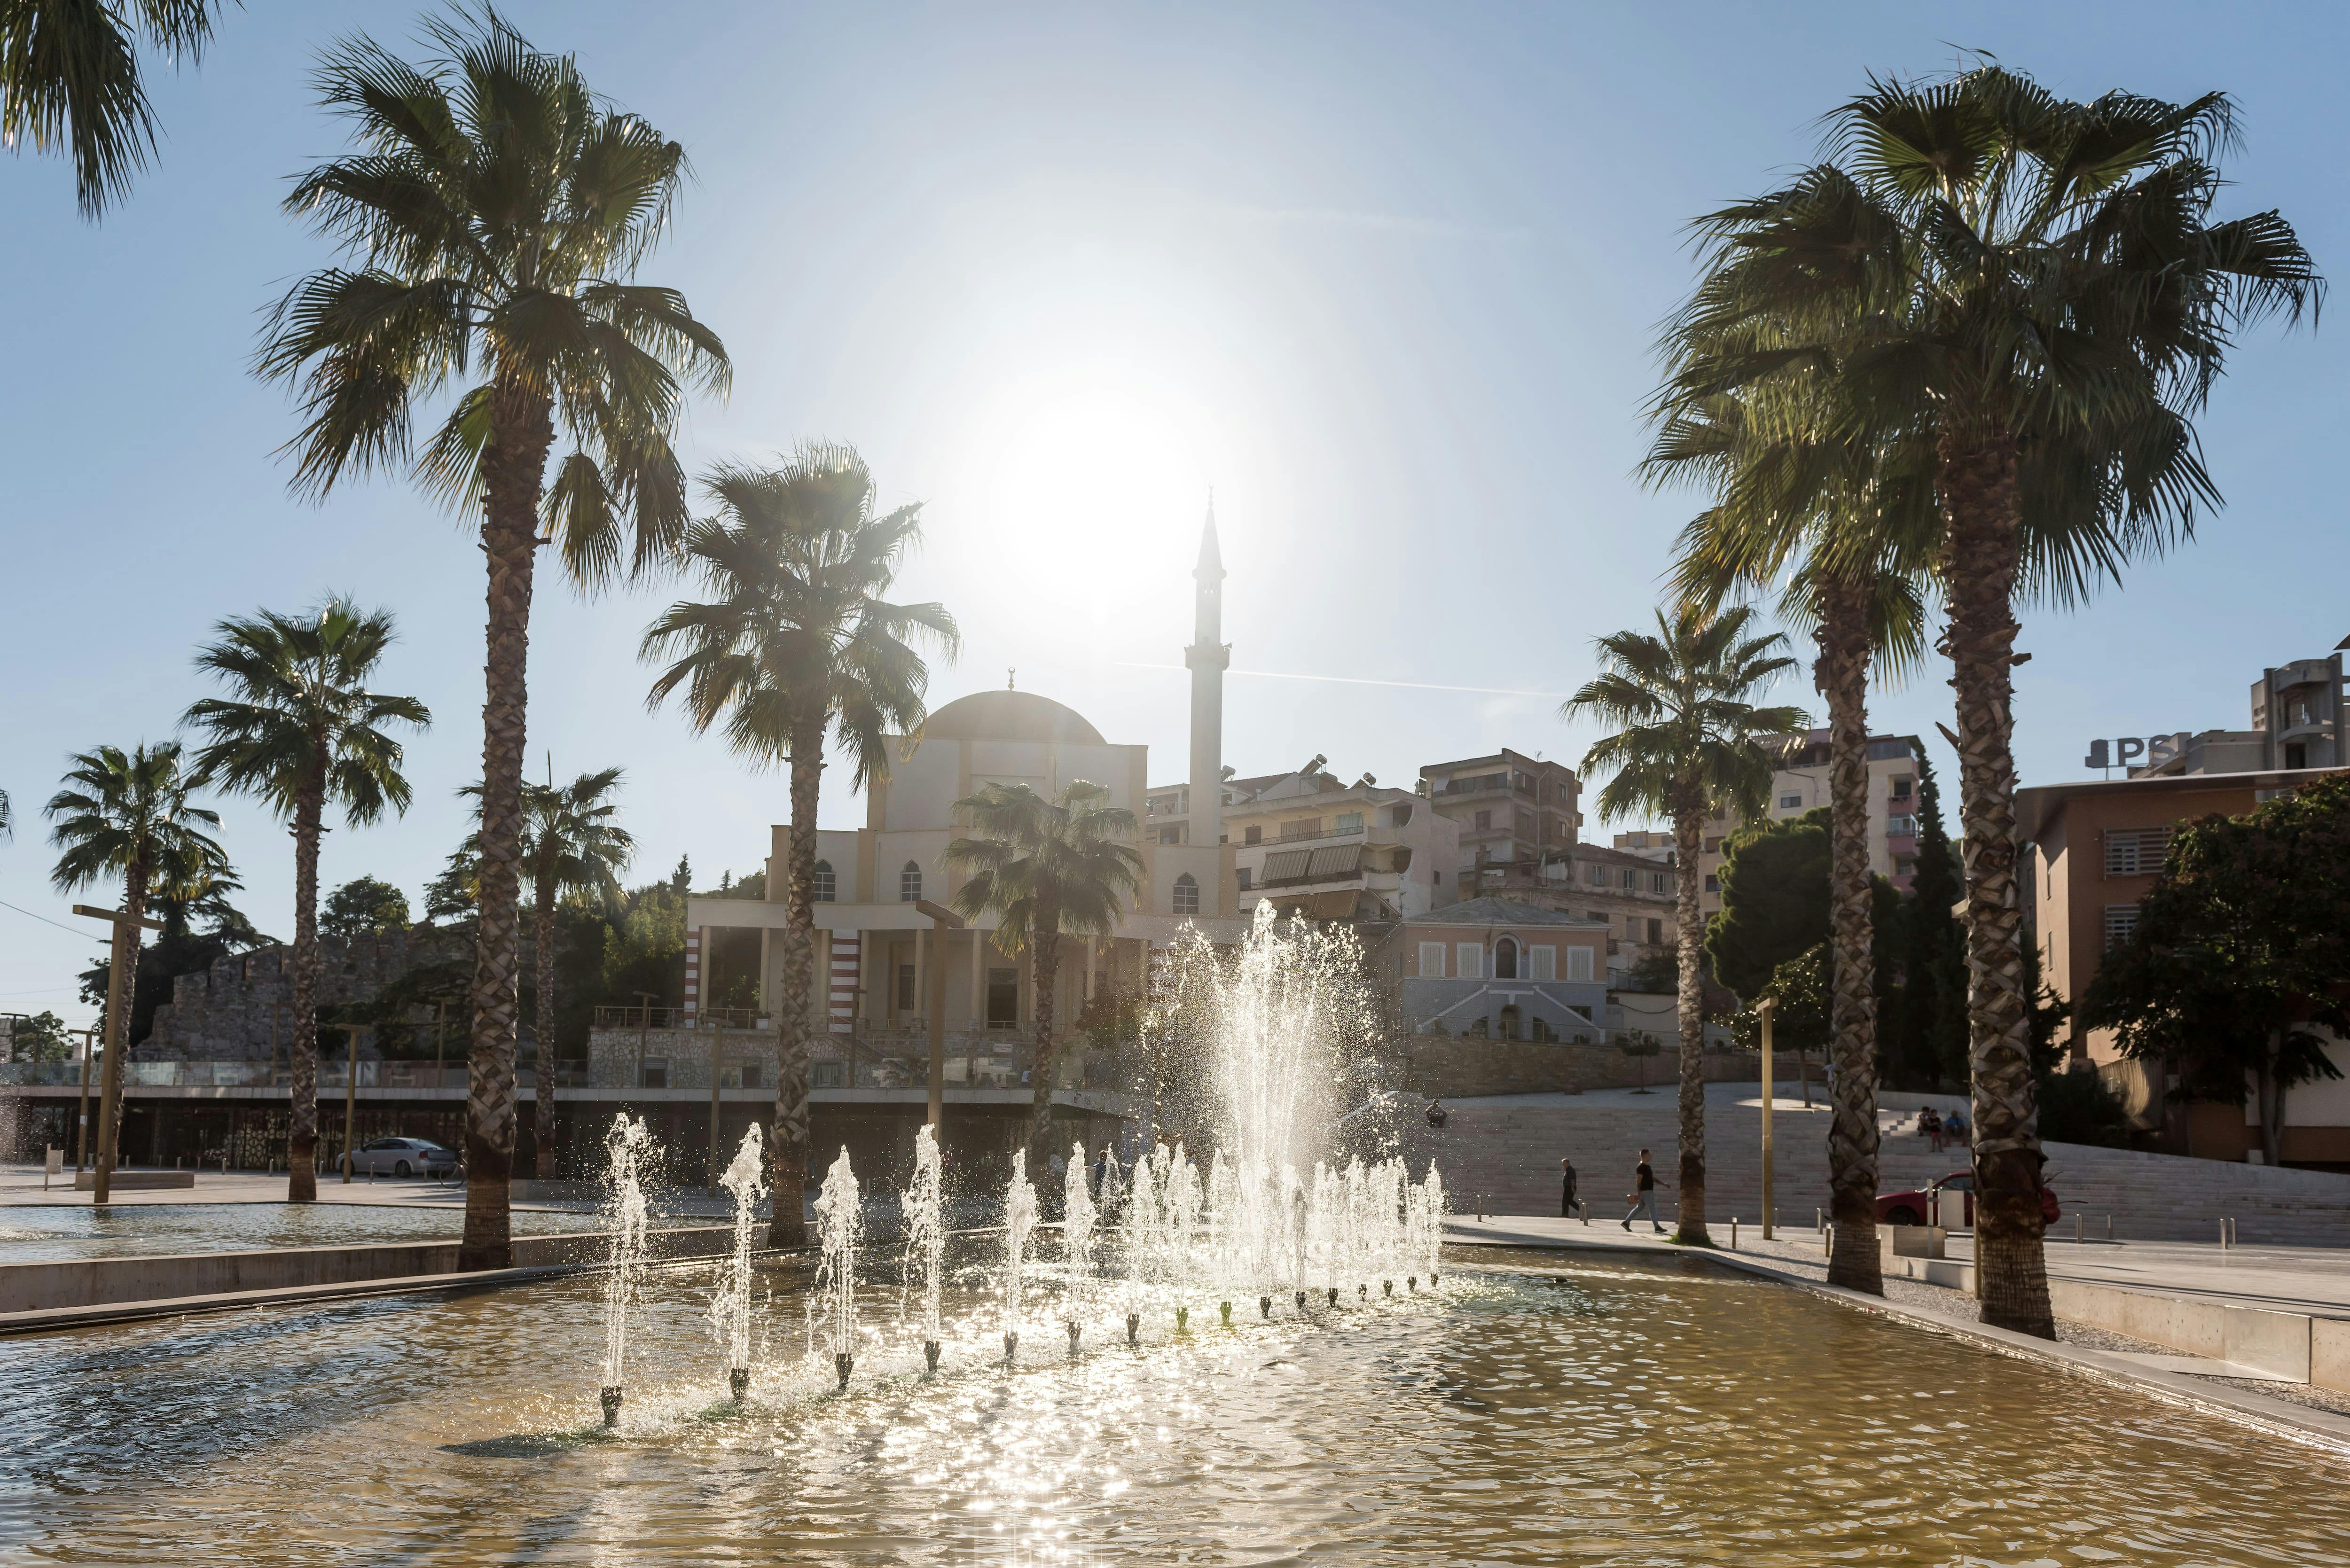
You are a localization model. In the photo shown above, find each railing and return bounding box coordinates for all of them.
[589,1005,770,1030]
[1246,824,1374,849]
[0,1061,595,1090]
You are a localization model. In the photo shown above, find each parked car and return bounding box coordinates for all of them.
[1877,1170,2060,1228]
[349,1137,458,1178]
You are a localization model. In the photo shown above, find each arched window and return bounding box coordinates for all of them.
[812,860,836,903]
[1498,1004,1522,1041]
[1494,936,1519,979]
[1172,872,1200,916]
[900,861,923,902]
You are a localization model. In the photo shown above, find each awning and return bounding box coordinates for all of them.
[1271,889,1363,920]
[1260,843,1363,888]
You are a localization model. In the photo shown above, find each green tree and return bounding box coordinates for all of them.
[642,445,956,1244]
[45,741,227,1189]
[2084,775,2350,1167]
[7,1011,70,1064]
[1563,603,1806,1245]
[519,767,633,1177]
[321,875,412,942]
[259,10,728,1267]
[0,0,228,217]
[945,780,1145,1161]
[1887,757,1966,1091]
[1653,66,2320,1335]
[184,599,428,1202]
[1618,1030,1663,1093]
[1707,810,1831,1001]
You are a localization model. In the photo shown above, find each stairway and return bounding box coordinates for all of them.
[1398,1088,2350,1245]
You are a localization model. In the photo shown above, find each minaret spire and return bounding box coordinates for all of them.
[1185,496,1229,860]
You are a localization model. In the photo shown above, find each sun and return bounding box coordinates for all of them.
[980,382,1212,599]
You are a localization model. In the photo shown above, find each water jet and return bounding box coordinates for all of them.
[1220,1301,1232,1325]
[1175,1307,1189,1331]
[599,1386,622,1429]
[835,1352,854,1391]
[1066,1322,1082,1356]
[1383,1280,1393,1297]
[1259,1295,1271,1319]
[728,1368,749,1401]
[1126,1312,1140,1345]
[923,1340,941,1373]
[1004,1331,1019,1365]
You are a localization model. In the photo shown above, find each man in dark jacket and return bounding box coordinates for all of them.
[1622,1148,1666,1233]
[1559,1156,1587,1223]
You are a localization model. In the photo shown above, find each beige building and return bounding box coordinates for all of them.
[1463,842,1676,978]
[1417,749,1581,870]
[1149,761,1462,922]
[1691,731,1924,919]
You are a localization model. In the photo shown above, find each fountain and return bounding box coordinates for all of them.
[1002,1148,1036,1365]
[900,1124,946,1373]
[811,1147,860,1391]
[705,1123,767,1400]
[595,1113,655,1427]
[1062,1141,1095,1357]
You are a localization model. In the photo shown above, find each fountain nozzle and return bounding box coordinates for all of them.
[1126,1311,1140,1345]
[1259,1295,1271,1319]
[1408,1275,1418,1293]
[599,1386,623,1429]
[1295,1290,1307,1311]
[1067,1322,1082,1356]
[1359,1283,1368,1299]
[1327,1287,1338,1306]
[924,1340,942,1373]
[1004,1331,1019,1365]
[728,1367,749,1401]
[1219,1301,1232,1326]
[1430,1271,1440,1285]
[835,1352,854,1392]
[1383,1279,1393,1297]
[1175,1306,1189,1331]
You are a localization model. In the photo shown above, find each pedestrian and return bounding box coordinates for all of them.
[1559,1156,1587,1224]
[1622,1147,1667,1234]
[1425,1098,1449,1129]
[1923,1107,1944,1154]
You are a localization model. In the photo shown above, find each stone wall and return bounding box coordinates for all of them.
[1382,1035,1820,1099]
[142,925,467,1061]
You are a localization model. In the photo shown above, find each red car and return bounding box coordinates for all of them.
[1877,1170,2060,1228]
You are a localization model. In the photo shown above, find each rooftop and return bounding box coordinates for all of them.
[917,689,1106,747]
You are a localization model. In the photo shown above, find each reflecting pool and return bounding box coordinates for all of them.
[2,1246,2342,1565]
[0,1201,605,1262]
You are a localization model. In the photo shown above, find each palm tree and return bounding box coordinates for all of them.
[1563,604,1806,1245]
[1655,66,2319,1334]
[45,741,227,1189]
[0,0,228,218]
[1657,401,1936,1292]
[642,445,956,1245]
[944,781,1144,1161]
[182,599,429,1201]
[258,10,728,1268]
[520,766,633,1178]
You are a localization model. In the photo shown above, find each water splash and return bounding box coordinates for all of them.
[1062,1141,1096,1354]
[901,1124,946,1372]
[707,1123,767,1399]
[1002,1149,1037,1364]
[597,1113,653,1427]
[811,1147,861,1390]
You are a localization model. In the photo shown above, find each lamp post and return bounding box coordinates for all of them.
[633,991,658,1090]
[1756,997,1776,1241]
[915,901,966,1132]
[707,1015,727,1196]
[325,1022,366,1183]
[70,1027,98,1173]
[72,902,164,1202]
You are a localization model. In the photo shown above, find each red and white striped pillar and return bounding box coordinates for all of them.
[828,931,860,1035]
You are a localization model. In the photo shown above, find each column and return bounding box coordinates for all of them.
[969,926,984,1029]
[914,926,927,1027]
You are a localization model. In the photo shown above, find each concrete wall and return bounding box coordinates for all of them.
[0,1225,735,1315]
[1386,1036,1816,1098]
[143,925,468,1061]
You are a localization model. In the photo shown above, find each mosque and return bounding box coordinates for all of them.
[677,510,1246,1064]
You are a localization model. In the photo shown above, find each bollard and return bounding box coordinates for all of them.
[1731,1218,1739,1251]
[2075,1214,2082,1245]
[2106,1214,2113,1242]
[1816,1207,1823,1234]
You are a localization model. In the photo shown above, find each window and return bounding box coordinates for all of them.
[2103,905,2141,952]
[812,1061,845,1089]
[1566,945,1595,983]
[1704,875,1720,893]
[2104,828,2172,876]
[1158,826,1183,845]
[1244,824,1262,845]
[1892,776,1914,800]
[1587,861,1606,884]
[1282,817,1322,840]
[2287,741,2310,770]
[900,861,923,902]
[640,1058,669,1089]
[896,962,916,1011]
[1335,811,1363,833]
[1650,872,1668,894]
[1887,816,1919,837]
[1173,873,1200,916]
[1498,1005,1522,1041]
[1647,918,1662,946]
[1704,837,1722,855]
[1529,945,1556,981]
[1236,867,1253,891]
[1494,937,1519,979]
[1619,866,1635,889]
[739,1061,762,1089]
[1473,810,1492,831]
[986,968,1019,1028]
[1456,943,1481,981]
[1779,793,1804,810]
[812,860,836,903]
[1515,810,1537,839]
[1418,942,1447,978]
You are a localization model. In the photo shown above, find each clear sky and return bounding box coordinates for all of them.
[3,1,2341,1027]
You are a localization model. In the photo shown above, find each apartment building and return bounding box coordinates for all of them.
[1148,759,1462,922]
[2020,766,2350,1165]
[1464,842,1676,976]
[2129,645,2350,779]
[1691,732,1924,920]
[1417,749,1581,871]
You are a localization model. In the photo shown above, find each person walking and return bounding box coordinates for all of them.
[1622,1148,1666,1234]
[1559,1156,1587,1224]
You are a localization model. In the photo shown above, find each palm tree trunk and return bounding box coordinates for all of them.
[1939,422,2052,1338]
[1027,914,1063,1162]
[533,883,558,1180]
[286,782,324,1202]
[460,379,555,1272]
[1818,577,1882,1293]
[766,721,824,1248]
[93,860,150,1199]
[2259,1037,2284,1168]
[1671,800,1709,1244]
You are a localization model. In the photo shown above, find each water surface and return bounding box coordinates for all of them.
[0,1201,604,1262]
[1,1247,2340,1565]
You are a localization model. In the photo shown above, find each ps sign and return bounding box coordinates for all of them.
[2084,738,2153,769]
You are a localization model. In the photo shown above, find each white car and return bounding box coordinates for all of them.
[349,1137,458,1178]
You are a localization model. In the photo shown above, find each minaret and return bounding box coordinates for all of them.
[1185,501,1229,851]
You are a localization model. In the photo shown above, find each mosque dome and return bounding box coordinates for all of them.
[919,689,1105,746]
